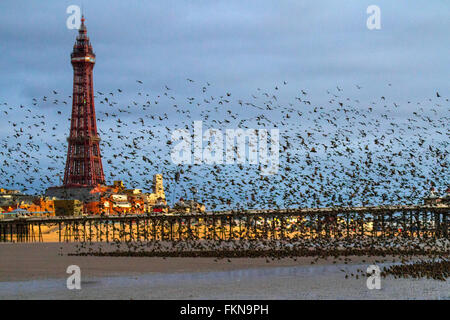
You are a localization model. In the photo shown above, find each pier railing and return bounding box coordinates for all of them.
[0,205,448,243]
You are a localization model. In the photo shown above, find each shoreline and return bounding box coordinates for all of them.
[0,242,405,282]
[1,242,448,299]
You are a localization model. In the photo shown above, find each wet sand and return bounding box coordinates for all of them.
[0,243,448,299]
[0,242,348,281]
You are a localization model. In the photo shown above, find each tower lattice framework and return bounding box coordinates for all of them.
[63,16,105,187]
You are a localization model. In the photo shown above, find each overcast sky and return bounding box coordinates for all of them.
[0,1,448,205]
[1,0,448,105]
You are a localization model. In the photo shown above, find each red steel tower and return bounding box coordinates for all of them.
[63,16,105,187]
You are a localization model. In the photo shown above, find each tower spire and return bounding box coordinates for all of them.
[63,17,105,187]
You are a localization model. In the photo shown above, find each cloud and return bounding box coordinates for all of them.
[0,1,448,202]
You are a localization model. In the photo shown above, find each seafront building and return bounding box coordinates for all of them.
[424,187,450,206]
[1,175,168,216]
[0,188,55,217]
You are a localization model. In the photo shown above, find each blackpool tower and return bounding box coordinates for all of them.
[63,16,105,187]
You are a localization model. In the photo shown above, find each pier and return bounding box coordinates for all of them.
[0,205,448,243]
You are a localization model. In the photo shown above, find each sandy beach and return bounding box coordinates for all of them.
[0,242,448,299]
